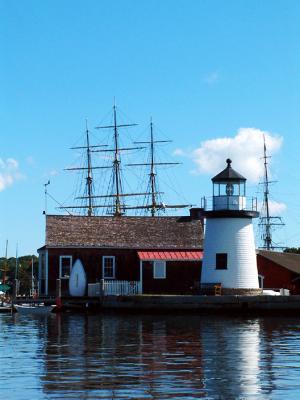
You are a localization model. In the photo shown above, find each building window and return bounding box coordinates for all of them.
[103,256,115,279]
[59,256,72,278]
[216,253,227,270]
[153,261,166,279]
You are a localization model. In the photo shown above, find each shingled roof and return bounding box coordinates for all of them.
[45,214,203,249]
[257,250,300,275]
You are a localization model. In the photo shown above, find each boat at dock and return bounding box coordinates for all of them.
[14,303,56,315]
[0,305,12,313]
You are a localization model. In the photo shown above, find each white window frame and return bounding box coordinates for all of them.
[102,256,116,279]
[59,255,73,279]
[153,260,166,279]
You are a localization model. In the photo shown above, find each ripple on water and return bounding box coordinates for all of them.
[1,314,300,399]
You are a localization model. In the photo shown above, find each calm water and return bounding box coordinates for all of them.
[1,313,300,399]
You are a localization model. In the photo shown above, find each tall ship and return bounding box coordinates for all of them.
[56,104,193,217]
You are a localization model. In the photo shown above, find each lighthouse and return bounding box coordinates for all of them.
[201,159,260,294]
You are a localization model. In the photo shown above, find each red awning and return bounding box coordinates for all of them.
[137,251,203,261]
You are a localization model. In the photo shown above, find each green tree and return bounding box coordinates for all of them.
[0,255,39,295]
[283,248,300,254]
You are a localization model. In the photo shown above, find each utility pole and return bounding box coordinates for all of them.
[44,180,50,215]
[3,240,8,284]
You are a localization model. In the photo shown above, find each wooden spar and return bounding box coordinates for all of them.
[126,118,190,216]
[85,121,93,216]
[15,243,18,280]
[126,162,181,166]
[150,119,156,216]
[75,192,163,200]
[64,166,112,171]
[94,104,141,216]
[91,146,145,153]
[70,144,108,149]
[123,204,193,211]
[59,107,191,217]
[258,135,284,249]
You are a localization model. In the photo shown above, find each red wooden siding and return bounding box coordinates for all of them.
[46,248,140,295]
[257,254,300,294]
[45,248,202,296]
[142,261,201,294]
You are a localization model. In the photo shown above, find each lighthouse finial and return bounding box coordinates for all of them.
[226,158,232,166]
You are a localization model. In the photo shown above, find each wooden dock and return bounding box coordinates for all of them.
[0,306,12,313]
[52,294,300,315]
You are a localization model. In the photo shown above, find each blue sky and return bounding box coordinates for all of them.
[1,0,300,256]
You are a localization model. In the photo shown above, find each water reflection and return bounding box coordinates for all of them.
[1,313,300,399]
[42,314,205,399]
[200,318,261,399]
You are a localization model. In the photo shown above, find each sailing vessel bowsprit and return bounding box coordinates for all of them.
[59,104,193,216]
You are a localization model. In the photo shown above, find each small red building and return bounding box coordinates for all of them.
[257,250,300,294]
[38,209,204,297]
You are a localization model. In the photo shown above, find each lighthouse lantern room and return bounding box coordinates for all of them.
[201,159,260,294]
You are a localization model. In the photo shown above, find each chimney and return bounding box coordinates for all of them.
[189,207,204,221]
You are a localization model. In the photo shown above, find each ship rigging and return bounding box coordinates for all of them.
[59,105,192,216]
[258,134,284,250]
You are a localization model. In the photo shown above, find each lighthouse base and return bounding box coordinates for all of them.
[200,286,262,296]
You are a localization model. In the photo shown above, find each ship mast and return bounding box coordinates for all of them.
[73,105,151,216]
[112,104,122,216]
[91,104,147,216]
[259,135,284,250]
[2,240,8,285]
[85,121,93,216]
[60,108,191,217]
[149,119,156,216]
[127,118,192,216]
[61,122,109,215]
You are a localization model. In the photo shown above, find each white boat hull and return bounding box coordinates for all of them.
[69,259,87,297]
[14,304,55,314]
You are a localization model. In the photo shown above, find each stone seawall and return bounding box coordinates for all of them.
[100,295,300,313]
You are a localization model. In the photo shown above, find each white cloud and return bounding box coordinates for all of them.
[49,169,59,177]
[26,156,35,166]
[190,127,283,183]
[0,158,22,191]
[173,148,186,156]
[260,200,287,215]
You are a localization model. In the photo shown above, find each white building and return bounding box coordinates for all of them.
[201,159,260,294]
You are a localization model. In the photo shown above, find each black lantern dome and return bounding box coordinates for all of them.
[212,159,246,199]
[203,159,259,218]
[212,159,246,182]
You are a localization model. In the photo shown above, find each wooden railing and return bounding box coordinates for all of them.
[88,280,142,297]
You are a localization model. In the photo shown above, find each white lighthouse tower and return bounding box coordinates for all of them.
[201,159,260,294]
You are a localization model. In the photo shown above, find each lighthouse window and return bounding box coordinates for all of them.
[216,253,227,270]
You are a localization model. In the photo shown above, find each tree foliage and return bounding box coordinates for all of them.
[283,248,300,254]
[0,255,39,294]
